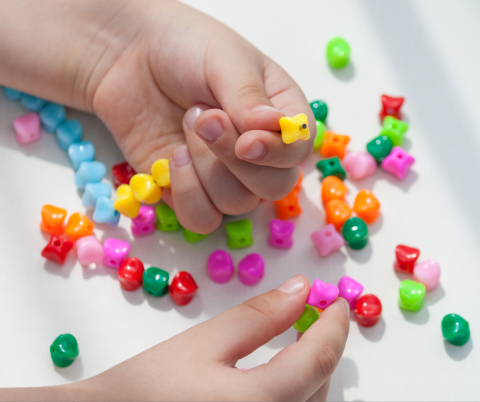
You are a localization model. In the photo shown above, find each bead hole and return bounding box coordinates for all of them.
[397,154,403,159]
[325,231,331,237]
[329,161,334,166]
[276,239,283,245]
[289,206,295,211]
[143,226,149,231]
[333,137,338,142]
[110,260,116,265]
[319,300,327,307]
[53,240,61,247]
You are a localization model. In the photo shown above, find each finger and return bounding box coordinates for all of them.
[307,377,331,402]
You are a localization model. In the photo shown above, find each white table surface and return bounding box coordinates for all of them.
[0,0,479,400]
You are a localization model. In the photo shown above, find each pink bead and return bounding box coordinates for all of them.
[103,238,130,268]
[131,206,156,236]
[342,151,377,180]
[413,259,441,291]
[268,219,294,249]
[338,276,364,309]
[381,146,415,180]
[74,235,104,266]
[238,253,265,286]
[311,224,345,257]
[207,250,234,283]
[306,279,339,309]
[13,112,41,145]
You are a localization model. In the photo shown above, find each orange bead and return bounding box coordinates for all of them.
[325,199,352,231]
[320,131,350,159]
[353,190,380,224]
[321,176,348,204]
[293,169,303,192]
[274,190,302,220]
[40,205,67,236]
[65,212,94,241]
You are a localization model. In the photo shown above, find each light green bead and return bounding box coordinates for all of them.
[225,219,253,249]
[293,304,320,333]
[314,120,326,151]
[155,203,182,232]
[398,280,425,311]
[326,37,350,69]
[183,228,208,243]
[380,116,408,147]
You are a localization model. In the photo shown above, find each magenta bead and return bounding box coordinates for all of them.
[131,205,156,236]
[13,112,41,145]
[413,259,441,291]
[338,276,364,309]
[238,253,265,286]
[311,224,345,257]
[381,146,415,180]
[342,151,377,180]
[268,219,294,249]
[306,279,339,309]
[103,238,130,268]
[207,250,234,283]
[74,235,104,266]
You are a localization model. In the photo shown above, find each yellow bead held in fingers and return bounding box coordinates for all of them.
[151,159,170,188]
[113,184,141,219]
[279,113,310,144]
[130,174,162,204]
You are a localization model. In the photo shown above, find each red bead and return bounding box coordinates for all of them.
[41,235,73,265]
[395,245,420,273]
[112,162,136,189]
[354,294,382,327]
[169,271,198,306]
[379,94,404,121]
[118,257,145,291]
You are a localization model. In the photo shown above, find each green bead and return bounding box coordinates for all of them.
[326,37,350,69]
[310,100,328,123]
[143,267,169,297]
[314,120,326,151]
[379,116,408,147]
[366,135,393,163]
[155,203,182,232]
[50,334,79,368]
[398,280,425,312]
[183,228,208,243]
[442,314,470,346]
[225,219,253,249]
[316,157,346,180]
[293,304,320,333]
[342,217,368,249]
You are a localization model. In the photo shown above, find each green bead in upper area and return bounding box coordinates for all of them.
[398,280,426,312]
[366,135,393,163]
[316,157,346,180]
[155,203,182,232]
[293,304,320,333]
[183,228,209,243]
[342,217,369,249]
[314,120,326,151]
[442,314,470,346]
[326,37,350,69]
[380,116,409,147]
[310,100,328,123]
[50,334,79,368]
[143,267,169,297]
[225,219,253,249]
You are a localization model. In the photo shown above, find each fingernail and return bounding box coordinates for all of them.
[171,146,191,167]
[186,106,208,130]
[277,275,305,294]
[343,299,351,315]
[241,140,265,160]
[196,119,223,142]
[251,105,282,114]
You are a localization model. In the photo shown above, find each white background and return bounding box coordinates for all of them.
[0,0,479,400]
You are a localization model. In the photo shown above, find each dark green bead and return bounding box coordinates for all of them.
[316,157,346,180]
[50,334,79,368]
[310,100,328,123]
[183,228,208,243]
[442,314,470,346]
[225,219,253,249]
[293,304,320,333]
[155,203,182,232]
[342,217,368,249]
[143,267,169,297]
[366,135,393,163]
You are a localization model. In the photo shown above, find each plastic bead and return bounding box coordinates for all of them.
[151,159,171,188]
[320,131,350,159]
[342,217,369,250]
[118,257,145,291]
[238,253,265,286]
[56,120,83,151]
[321,176,347,204]
[314,120,326,151]
[3,87,22,101]
[310,100,328,122]
[311,224,345,257]
[207,250,234,283]
[307,279,339,309]
[74,235,104,266]
[274,190,302,220]
[342,152,377,181]
[293,304,320,333]
[380,116,408,147]
[379,94,404,121]
[130,173,162,204]
[112,162,136,189]
[366,135,393,164]
[395,245,420,273]
[50,334,79,368]
[183,229,208,243]
[68,141,95,170]
[103,238,130,268]
[39,103,66,133]
[131,206,156,236]
[354,294,382,327]
[326,37,350,69]
[74,161,106,190]
[353,190,380,224]
[82,182,111,210]
[338,276,364,309]
[268,219,294,249]
[413,260,441,291]
[154,203,181,232]
[169,271,198,305]
[316,157,346,180]
[41,235,73,265]
[381,146,415,180]
[40,205,67,236]
[20,94,46,111]
[113,184,141,219]
[442,314,470,346]
[93,197,120,226]
[398,280,426,312]
[65,212,94,241]
[143,267,169,297]
[13,112,41,145]
[225,219,253,249]
[279,113,310,144]
[325,199,352,231]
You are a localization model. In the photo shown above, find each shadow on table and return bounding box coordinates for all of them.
[327,357,359,402]
[329,61,356,82]
[54,356,84,382]
[444,338,473,361]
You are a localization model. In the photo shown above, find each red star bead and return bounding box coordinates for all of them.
[41,235,73,265]
[379,94,404,121]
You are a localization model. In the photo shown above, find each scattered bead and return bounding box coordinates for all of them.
[314,120,326,151]
[183,229,208,243]
[311,224,345,257]
[268,219,294,249]
[310,100,328,122]
[325,199,352,231]
[307,279,339,309]
[93,197,120,226]
[56,120,83,151]
[130,173,162,204]
[274,189,302,220]
[279,113,310,144]
[13,112,41,145]
[366,135,393,164]
[316,157,346,180]
[398,280,426,312]
[112,162,136,189]
[64,212,94,241]
[41,235,73,265]
[39,103,66,133]
[143,267,169,297]
[225,219,253,249]
[238,253,265,286]
[3,87,22,101]
[151,159,170,188]
[68,141,95,170]
[131,206,156,236]
[82,182,111,210]
[395,245,420,273]
[40,205,67,236]
[50,334,79,368]
[155,203,181,232]
[293,304,320,333]
[118,257,145,291]
[103,238,130,268]
[74,235,104,266]
[338,276,364,309]
[342,151,377,180]
[321,176,347,204]
[74,161,106,190]
[207,250,234,283]
[320,131,350,159]
[353,190,380,224]
[326,37,351,69]
[342,217,369,249]
[113,184,141,219]
[380,116,408,147]
[381,146,415,180]
[442,314,470,346]
[354,294,382,327]
[379,94,404,121]
[169,271,198,305]
[20,94,46,111]
[413,260,441,291]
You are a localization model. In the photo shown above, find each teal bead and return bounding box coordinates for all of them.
[183,228,208,243]
[326,37,350,69]
[143,267,169,297]
[316,157,346,180]
[310,100,328,123]
[50,334,79,368]
[39,103,66,133]
[380,116,409,147]
[21,94,46,112]
[342,217,368,249]
[225,219,253,249]
[3,87,22,101]
[155,204,182,232]
[366,135,393,163]
[442,314,470,346]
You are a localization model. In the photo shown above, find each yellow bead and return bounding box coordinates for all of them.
[151,159,170,188]
[279,113,310,144]
[113,184,141,218]
[130,174,162,204]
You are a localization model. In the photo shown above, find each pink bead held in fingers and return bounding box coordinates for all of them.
[103,238,130,268]
[311,224,345,257]
[131,206,156,236]
[207,250,234,283]
[268,219,295,249]
[13,112,41,145]
[238,253,265,285]
[338,276,364,309]
[306,279,339,310]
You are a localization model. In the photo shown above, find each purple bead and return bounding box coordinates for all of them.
[103,238,130,268]
[207,250,234,283]
[131,206,156,236]
[306,279,339,309]
[268,219,294,249]
[338,276,364,309]
[311,224,345,257]
[238,253,265,286]
[381,146,415,180]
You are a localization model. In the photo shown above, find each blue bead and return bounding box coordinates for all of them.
[4,87,22,101]
[39,103,66,133]
[68,141,95,170]
[82,182,112,210]
[93,197,120,226]
[20,94,47,111]
[56,120,83,151]
[74,161,106,190]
